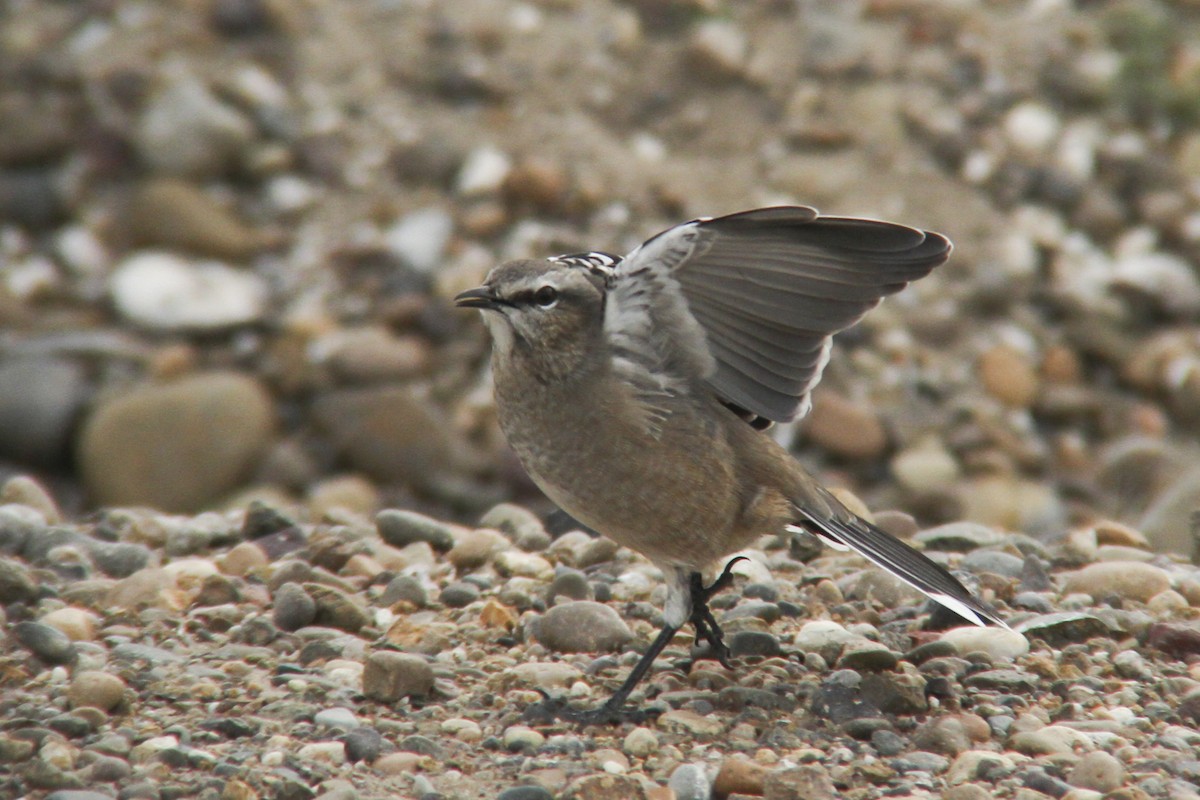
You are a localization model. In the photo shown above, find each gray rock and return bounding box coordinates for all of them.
[532,601,632,653]
[728,630,783,658]
[668,763,711,800]
[376,509,454,551]
[837,644,899,672]
[0,503,48,554]
[1068,751,1125,792]
[0,557,38,603]
[379,575,427,607]
[273,582,317,631]
[497,787,553,800]
[1015,612,1113,646]
[43,793,118,800]
[0,357,88,468]
[137,71,255,177]
[342,726,383,764]
[87,541,152,578]
[305,584,369,633]
[439,581,481,608]
[480,502,550,551]
[14,621,77,665]
[314,707,359,732]
[547,569,592,602]
[913,522,1008,552]
[77,372,276,513]
[960,550,1025,578]
[362,651,434,701]
[891,751,949,774]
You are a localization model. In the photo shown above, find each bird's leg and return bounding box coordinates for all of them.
[688,556,747,669]
[522,557,747,726]
[523,623,679,726]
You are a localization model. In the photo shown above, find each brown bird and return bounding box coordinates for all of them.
[456,206,1005,724]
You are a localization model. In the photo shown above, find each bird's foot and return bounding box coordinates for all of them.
[522,690,661,726]
[689,557,748,669]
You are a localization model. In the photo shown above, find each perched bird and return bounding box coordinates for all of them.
[456,206,1005,724]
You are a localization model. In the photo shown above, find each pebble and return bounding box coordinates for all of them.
[622,726,659,757]
[376,508,455,551]
[713,757,767,797]
[125,179,266,259]
[272,581,316,631]
[532,601,633,653]
[457,145,512,196]
[497,788,554,800]
[0,557,39,602]
[66,670,126,712]
[343,726,384,764]
[494,550,554,580]
[687,19,749,79]
[892,438,961,493]
[137,71,255,177]
[0,358,88,468]
[1061,561,1171,603]
[306,583,370,633]
[763,764,837,800]
[804,392,888,460]
[1069,751,1125,792]
[562,774,647,800]
[440,581,481,608]
[1009,725,1093,756]
[669,763,711,800]
[379,574,427,607]
[659,710,723,738]
[39,607,98,642]
[502,725,545,752]
[1016,611,1112,646]
[77,372,275,512]
[913,522,1008,552]
[383,206,454,273]
[960,549,1025,577]
[14,621,77,665]
[940,626,1030,660]
[362,651,434,701]
[1146,622,1200,658]
[110,251,268,332]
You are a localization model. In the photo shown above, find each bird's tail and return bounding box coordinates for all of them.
[788,506,1008,629]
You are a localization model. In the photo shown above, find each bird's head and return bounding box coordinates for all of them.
[455,258,607,380]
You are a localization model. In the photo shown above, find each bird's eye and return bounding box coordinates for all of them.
[533,286,558,307]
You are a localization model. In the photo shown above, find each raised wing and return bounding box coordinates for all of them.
[613,206,951,423]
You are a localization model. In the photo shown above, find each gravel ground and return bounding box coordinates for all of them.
[2,0,1200,798]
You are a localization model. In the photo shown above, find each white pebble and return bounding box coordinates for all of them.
[111,252,267,331]
[1005,101,1060,155]
[456,145,512,196]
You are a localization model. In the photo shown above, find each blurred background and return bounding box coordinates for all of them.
[1,0,1198,558]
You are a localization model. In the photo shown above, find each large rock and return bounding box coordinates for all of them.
[78,372,275,512]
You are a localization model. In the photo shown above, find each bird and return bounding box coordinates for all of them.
[455,205,1006,724]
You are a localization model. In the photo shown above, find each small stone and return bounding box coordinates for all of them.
[804,392,888,460]
[380,574,427,608]
[1016,612,1112,646]
[362,651,434,701]
[494,550,554,580]
[1061,562,1171,603]
[1068,751,1125,792]
[1009,725,1093,756]
[67,671,126,712]
[713,757,767,798]
[1,476,61,523]
[13,621,77,665]
[945,750,1016,784]
[39,608,98,642]
[480,502,551,551]
[297,741,345,765]
[659,710,722,738]
[220,541,268,577]
[0,358,89,469]
[960,549,1025,578]
[687,19,749,79]
[77,372,275,513]
[891,439,960,493]
[137,72,254,178]
[376,509,455,551]
[273,582,317,631]
[548,569,593,602]
[126,179,265,260]
[912,717,973,757]
[305,584,369,633]
[622,726,659,758]
[939,626,1030,661]
[383,207,454,273]
[979,345,1040,407]
[0,558,39,603]
[509,661,583,690]
[439,581,481,608]
[562,774,647,800]
[836,644,899,671]
[498,788,554,800]
[1146,622,1200,658]
[503,157,570,213]
[110,252,267,331]
[457,145,512,196]
[532,601,632,653]
[1005,101,1061,156]
[763,764,837,800]
[913,522,1008,552]
[343,727,384,764]
[669,763,711,800]
[314,708,359,732]
[502,725,545,752]
[448,528,510,571]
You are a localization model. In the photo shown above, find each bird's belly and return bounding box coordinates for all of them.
[498,402,747,569]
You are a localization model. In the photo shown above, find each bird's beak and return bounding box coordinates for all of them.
[454,286,504,311]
